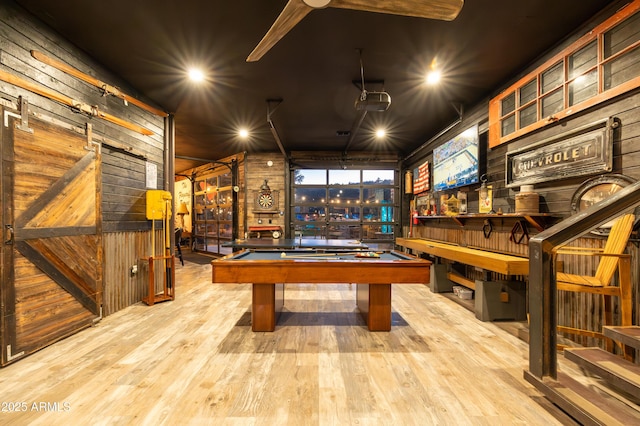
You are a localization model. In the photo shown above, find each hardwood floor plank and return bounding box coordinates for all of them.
[0,260,577,425]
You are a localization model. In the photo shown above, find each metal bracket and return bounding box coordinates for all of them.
[509,220,529,244]
[5,224,14,245]
[84,123,100,153]
[6,344,25,362]
[16,96,34,134]
[3,110,19,128]
[483,219,493,238]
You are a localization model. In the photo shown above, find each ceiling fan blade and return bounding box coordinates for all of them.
[247,0,314,62]
[329,0,464,21]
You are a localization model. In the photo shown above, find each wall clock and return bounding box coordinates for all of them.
[571,174,636,235]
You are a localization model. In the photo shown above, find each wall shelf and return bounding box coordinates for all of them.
[415,213,560,232]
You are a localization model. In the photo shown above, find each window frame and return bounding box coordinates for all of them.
[291,168,399,242]
[488,0,640,148]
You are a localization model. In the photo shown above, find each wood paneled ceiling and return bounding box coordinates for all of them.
[15,0,618,172]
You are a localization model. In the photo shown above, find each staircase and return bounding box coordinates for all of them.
[525,326,640,425]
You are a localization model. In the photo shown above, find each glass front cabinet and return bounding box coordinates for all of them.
[193,171,234,254]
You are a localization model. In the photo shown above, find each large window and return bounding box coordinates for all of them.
[489,1,640,148]
[292,168,397,242]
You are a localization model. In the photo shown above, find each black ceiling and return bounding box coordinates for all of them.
[14,0,617,173]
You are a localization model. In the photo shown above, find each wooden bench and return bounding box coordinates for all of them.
[248,225,282,238]
[396,237,529,275]
[396,237,528,321]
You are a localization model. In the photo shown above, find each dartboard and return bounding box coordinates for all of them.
[258,193,274,209]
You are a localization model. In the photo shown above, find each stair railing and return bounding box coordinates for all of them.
[528,179,640,379]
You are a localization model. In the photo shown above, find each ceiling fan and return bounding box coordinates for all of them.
[246,0,465,62]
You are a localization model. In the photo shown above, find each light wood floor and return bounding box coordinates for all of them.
[0,256,578,425]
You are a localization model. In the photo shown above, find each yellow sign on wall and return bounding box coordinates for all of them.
[146,190,172,220]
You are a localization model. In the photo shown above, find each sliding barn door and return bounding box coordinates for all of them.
[0,109,102,366]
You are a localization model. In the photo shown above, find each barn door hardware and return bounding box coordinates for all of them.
[31,50,167,117]
[4,224,13,245]
[6,344,25,362]
[84,123,101,152]
[0,68,153,136]
[16,96,33,134]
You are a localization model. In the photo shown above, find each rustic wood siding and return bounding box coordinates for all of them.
[491,91,640,216]
[102,230,166,316]
[246,153,285,235]
[0,1,165,234]
[0,1,167,319]
[405,11,640,345]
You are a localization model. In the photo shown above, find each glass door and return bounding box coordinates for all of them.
[193,172,234,254]
[291,168,397,245]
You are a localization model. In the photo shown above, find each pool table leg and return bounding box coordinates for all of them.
[356,283,392,331]
[252,283,284,331]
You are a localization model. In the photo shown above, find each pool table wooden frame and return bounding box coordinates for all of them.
[211,249,431,331]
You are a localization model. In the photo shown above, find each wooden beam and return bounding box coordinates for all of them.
[0,68,153,135]
[31,50,167,117]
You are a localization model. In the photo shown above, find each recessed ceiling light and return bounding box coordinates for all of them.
[238,128,249,139]
[188,68,205,82]
[426,57,441,85]
[426,69,441,85]
[375,128,386,138]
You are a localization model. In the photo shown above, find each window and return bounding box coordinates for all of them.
[489,1,640,148]
[291,168,398,242]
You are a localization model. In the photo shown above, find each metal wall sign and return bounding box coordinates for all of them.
[505,118,614,188]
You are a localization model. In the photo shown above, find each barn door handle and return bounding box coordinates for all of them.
[5,224,14,245]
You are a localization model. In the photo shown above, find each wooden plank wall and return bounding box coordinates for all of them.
[483,90,640,343]
[0,1,167,316]
[245,153,286,235]
[404,3,640,346]
[102,230,166,316]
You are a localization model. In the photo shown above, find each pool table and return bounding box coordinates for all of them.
[211,249,431,331]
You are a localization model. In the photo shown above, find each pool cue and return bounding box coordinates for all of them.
[280,251,382,258]
[280,252,340,258]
